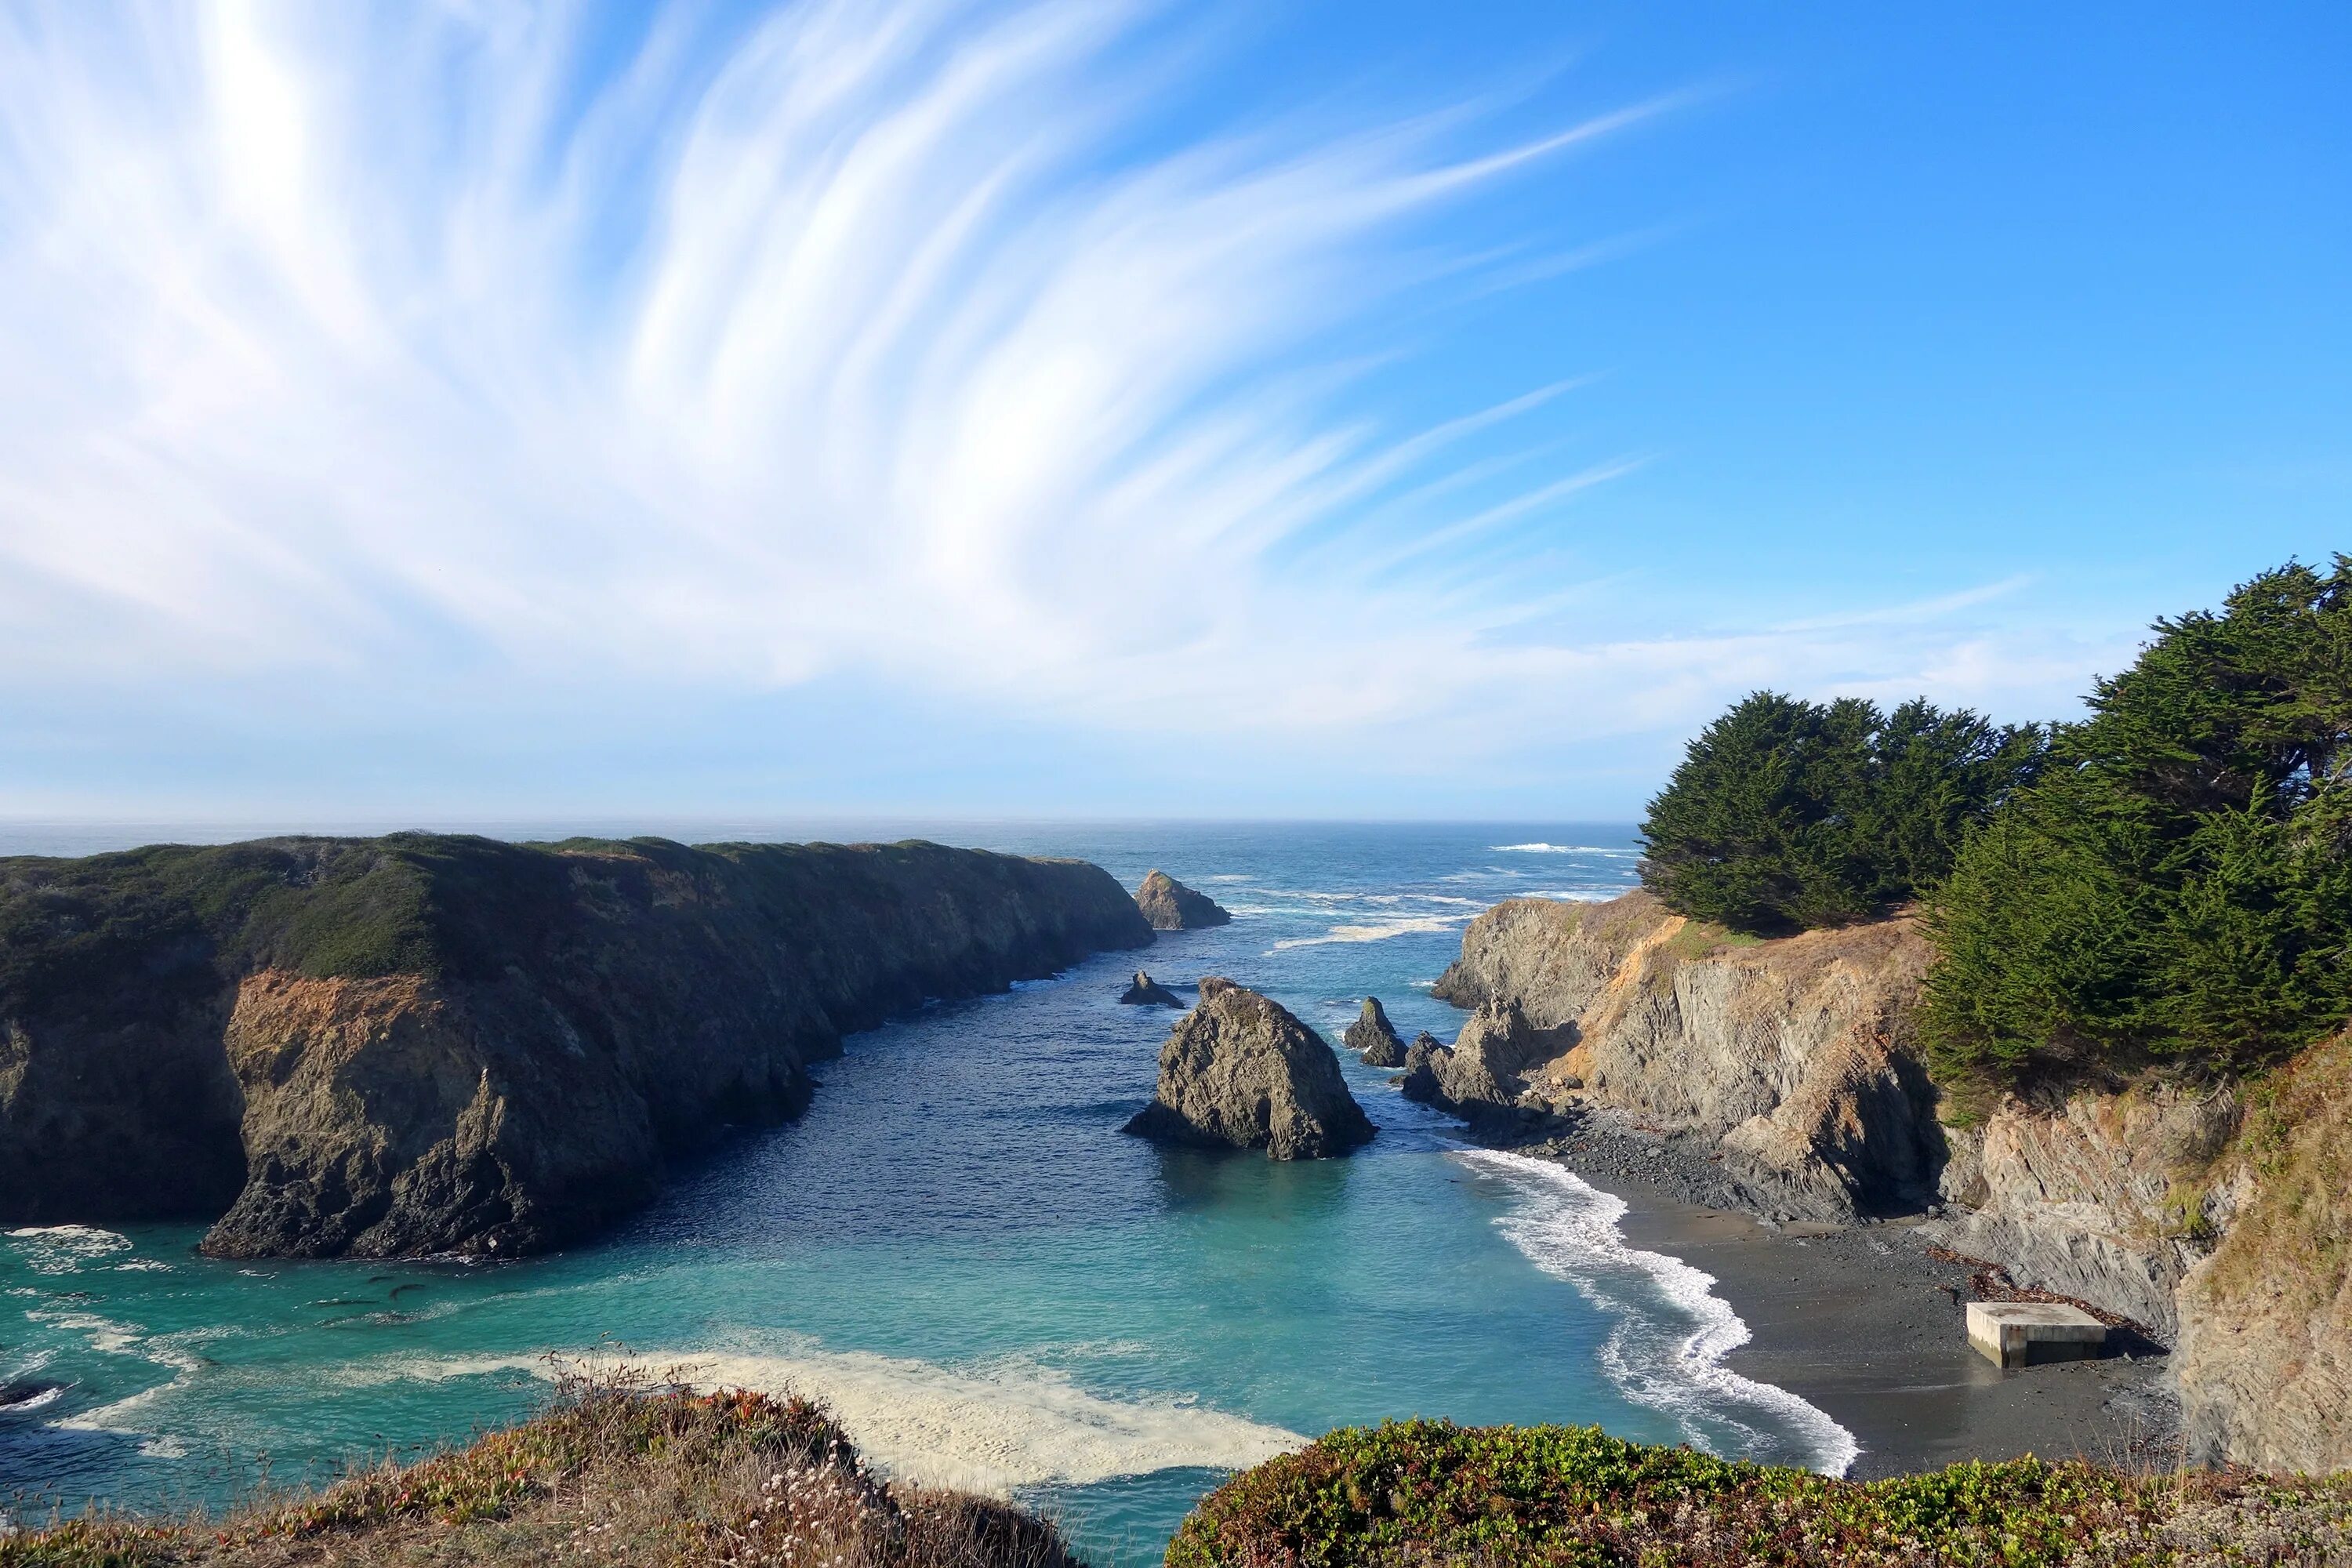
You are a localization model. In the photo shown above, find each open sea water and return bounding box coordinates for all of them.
[0,821,1855,1565]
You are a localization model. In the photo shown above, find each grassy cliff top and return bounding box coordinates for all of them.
[1169,1419,2352,1568]
[0,832,1127,1018]
[4,1373,1077,1568]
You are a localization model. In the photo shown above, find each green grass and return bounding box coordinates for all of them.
[1167,1420,2352,1567]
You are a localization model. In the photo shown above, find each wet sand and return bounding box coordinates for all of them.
[1504,1113,2180,1479]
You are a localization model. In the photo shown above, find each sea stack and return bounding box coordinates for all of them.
[1123,979,1374,1159]
[1134,869,1232,931]
[1344,996,1406,1066]
[1119,970,1183,1007]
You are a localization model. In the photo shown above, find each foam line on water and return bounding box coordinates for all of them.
[1455,1149,1860,1476]
[1269,913,1468,949]
[358,1345,1305,1496]
[1489,844,1640,856]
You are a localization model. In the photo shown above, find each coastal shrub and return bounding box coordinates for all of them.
[1167,1417,2352,1568]
[1923,558,2352,1085]
[1,1366,1080,1568]
[1639,691,2044,935]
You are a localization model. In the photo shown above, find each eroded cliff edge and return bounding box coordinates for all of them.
[0,833,1150,1258]
[1429,887,2352,1475]
[1429,891,1943,1219]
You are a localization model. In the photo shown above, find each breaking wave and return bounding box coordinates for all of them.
[1490,843,1639,856]
[1454,1149,1859,1476]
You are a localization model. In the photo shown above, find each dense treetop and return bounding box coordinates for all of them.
[1639,692,2043,936]
[1922,557,2352,1085]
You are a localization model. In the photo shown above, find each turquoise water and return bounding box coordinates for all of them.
[0,822,1853,1564]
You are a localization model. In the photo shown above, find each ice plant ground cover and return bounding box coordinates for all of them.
[1167,1419,2352,1568]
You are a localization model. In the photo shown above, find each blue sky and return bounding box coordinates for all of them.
[0,1,2343,822]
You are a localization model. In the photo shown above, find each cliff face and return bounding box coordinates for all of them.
[1432,892,1940,1218]
[2174,1029,2352,1473]
[1435,889,2352,1475]
[0,834,1149,1257]
[1926,1085,2243,1339]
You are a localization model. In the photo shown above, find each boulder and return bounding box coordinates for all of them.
[1344,997,1406,1065]
[1134,870,1232,931]
[1119,970,1184,1007]
[1396,1033,1446,1101]
[1397,1004,1553,1120]
[1123,979,1373,1159]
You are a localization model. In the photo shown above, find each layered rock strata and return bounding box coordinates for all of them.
[0,834,1150,1257]
[1123,979,1373,1159]
[1926,1084,2243,1340]
[1431,892,1940,1218]
[2173,1030,2352,1472]
[1134,870,1232,931]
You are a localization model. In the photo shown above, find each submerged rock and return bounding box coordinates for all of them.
[1134,869,1232,931]
[1123,979,1374,1160]
[1345,997,1406,1066]
[1119,970,1183,1007]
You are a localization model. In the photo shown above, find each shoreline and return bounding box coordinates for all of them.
[1487,1108,2180,1479]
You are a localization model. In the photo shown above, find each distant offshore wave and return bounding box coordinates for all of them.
[1490,844,1640,856]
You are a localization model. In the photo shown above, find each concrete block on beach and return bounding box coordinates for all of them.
[1966,1301,2107,1368]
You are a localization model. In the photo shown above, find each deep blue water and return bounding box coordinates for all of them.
[0,822,1853,1565]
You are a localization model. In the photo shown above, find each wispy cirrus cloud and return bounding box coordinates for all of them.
[0,1,2118,813]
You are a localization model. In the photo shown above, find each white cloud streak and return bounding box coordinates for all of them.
[0,0,2114,804]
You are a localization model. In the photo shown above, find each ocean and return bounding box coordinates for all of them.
[0,821,1854,1565]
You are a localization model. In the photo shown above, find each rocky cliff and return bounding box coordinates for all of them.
[1926,1084,2243,1340]
[0,834,1150,1257]
[2173,1029,2352,1472]
[1124,978,1373,1159]
[1431,892,1941,1218]
[1434,887,2352,1475]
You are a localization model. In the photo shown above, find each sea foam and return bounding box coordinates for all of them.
[1455,1149,1860,1476]
[1269,913,1467,950]
[361,1345,1304,1497]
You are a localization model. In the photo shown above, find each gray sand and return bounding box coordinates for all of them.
[1494,1109,2180,1479]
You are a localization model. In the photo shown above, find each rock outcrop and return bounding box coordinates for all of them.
[1119,970,1184,1007]
[2174,1029,2352,1473]
[1343,997,1406,1065]
[0,834,1150,1257]
[1431,891,1940,1218]
[1399,1000,1563,1121]
[1134,870,1232,931]
[1923,1083,2243,1339]
[1123,980,1373,1159]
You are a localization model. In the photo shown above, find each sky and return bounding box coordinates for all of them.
[0,1,2344,823]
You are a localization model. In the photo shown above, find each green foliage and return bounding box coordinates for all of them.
[1639,691,2043,935]
[1924,559,2352,1085]
[1168,1418,2352,1568]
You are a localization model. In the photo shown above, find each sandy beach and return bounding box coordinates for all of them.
[1501,1110,2180,1479]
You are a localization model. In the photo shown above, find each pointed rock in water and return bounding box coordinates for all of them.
[1119,969,1183,1007]
[1397,1033,1448,1104]
[1345,996,1406,1066]
[1134,869,1232,931]
[1123,978,1374,1159]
